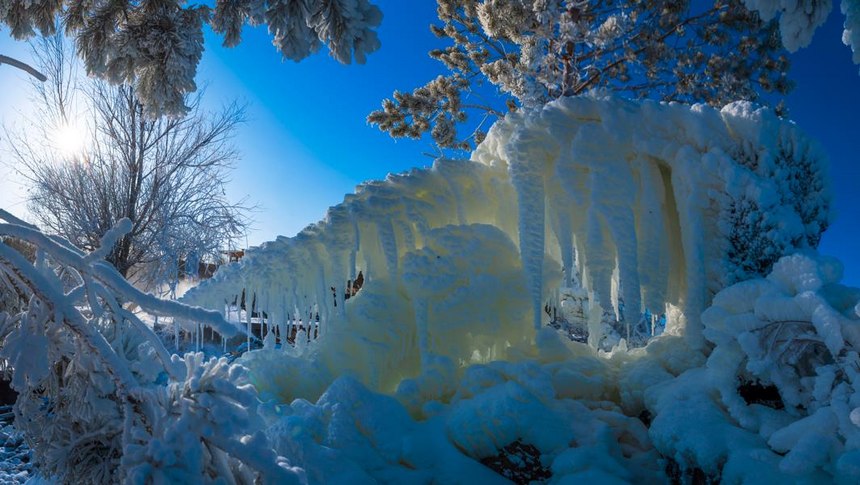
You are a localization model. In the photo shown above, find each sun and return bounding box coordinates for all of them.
[54,123,87,158]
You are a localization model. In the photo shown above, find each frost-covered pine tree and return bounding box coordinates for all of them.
[0,0,382,116]
[369,0,793,151]
[371,0,860,151]
[743,0,860,67]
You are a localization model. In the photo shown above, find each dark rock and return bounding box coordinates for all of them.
[737,378,784,410]
[479,439,552,484]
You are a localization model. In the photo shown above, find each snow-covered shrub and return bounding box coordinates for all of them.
[0,210,301,483]
[721,104,830,283]
[639,252,860,482]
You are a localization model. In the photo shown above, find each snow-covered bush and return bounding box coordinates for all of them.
[0,210,301,483]
[635,252,860,482]
[721,108,830,283]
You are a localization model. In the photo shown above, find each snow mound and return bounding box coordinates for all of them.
[653,252,860,481]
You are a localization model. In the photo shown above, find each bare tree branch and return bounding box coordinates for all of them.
[0,53,47,81]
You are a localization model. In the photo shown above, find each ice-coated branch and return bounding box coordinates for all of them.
[0,211,295,482]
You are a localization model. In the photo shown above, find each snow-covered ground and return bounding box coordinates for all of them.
[0,412,34,484]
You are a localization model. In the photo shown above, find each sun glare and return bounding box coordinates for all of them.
[54,123,87,158]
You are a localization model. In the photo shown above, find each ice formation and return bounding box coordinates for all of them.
[184,95,829,356]
[222,252,860,483]
[174,96,845,481]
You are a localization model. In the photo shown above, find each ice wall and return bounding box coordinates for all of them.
[473,96,829,346]
[181,95,829,384]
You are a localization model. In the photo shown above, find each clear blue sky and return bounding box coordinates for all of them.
[1,1,858,285]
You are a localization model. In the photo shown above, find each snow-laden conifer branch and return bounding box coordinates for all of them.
[371,0,793,151]
[1,0,381,116]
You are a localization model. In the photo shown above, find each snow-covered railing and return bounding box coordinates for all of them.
[0,210,302,483]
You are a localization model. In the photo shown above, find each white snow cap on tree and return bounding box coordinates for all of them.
[0,0,382,116]
[743,0,833,51]
[743,0,860,70]
[843,0,860,68]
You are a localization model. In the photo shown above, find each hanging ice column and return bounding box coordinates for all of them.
[472,96,830,348]
[182,95,829,356]
[503,126,555,330]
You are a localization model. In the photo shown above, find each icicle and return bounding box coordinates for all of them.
[263,290,270,341]
[246,302,251,353]
[611,260,621,322]
[350,217,360,281]
[635,159,670,314]
[316,262,329,326]
[414,298,429,369]
[586,291,604,349]
[377,219,398,279]
[279,294,288,351]
[584,209,614,321]
[397,219,415,253]
[663,157,706,348]
[556,210,574,289]
[505,127,553,331]
[442,168,467,225]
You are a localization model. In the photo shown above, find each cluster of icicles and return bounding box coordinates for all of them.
[182,95,827,361]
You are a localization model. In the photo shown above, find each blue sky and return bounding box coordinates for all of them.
[1,1,858,284]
